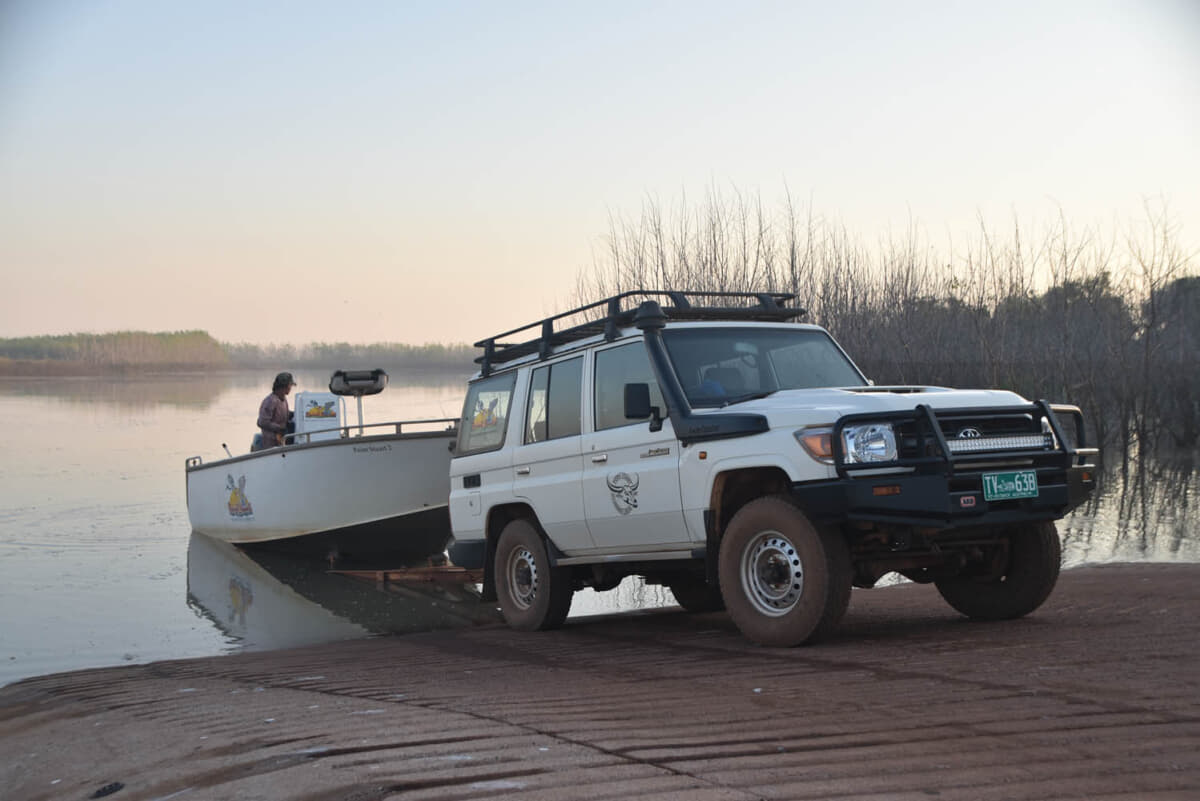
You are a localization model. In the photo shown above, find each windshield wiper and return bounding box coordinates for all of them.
[722,390,777,406]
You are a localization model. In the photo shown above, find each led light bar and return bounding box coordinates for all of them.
[946,433,1054,453]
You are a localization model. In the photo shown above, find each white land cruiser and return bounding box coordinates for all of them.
[447,291,1097,646]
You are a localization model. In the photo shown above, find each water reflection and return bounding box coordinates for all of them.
[1062,451,1199,566]
[0,373,232,410]
[186,533,500,651]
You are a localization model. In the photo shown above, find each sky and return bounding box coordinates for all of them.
[2,0,1198,346]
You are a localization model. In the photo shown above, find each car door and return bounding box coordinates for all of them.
[511,356,593,553]
[581,340,690,551]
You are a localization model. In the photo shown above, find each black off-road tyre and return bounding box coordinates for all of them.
[718,495,853,647]
[494,519,573,631]
[667,574,725,613]
[935,522,1062,620]
[820,523,853,630]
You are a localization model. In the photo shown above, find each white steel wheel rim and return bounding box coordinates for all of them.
[506,547,538,610]
[741,530,804,617]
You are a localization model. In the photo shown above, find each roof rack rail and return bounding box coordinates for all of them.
[474,290,804,376]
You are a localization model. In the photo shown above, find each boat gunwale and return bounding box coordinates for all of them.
[185,418,458,472]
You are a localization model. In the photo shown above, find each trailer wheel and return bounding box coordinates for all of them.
[718,496,851,646]
[494,519,573,631]
[935,522,1061,620]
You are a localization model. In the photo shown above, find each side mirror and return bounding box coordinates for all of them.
[624,383,663,432]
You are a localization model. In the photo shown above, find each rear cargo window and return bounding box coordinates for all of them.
[457,372,517,456]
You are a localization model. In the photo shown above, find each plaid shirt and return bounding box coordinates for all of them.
[257,391,290,447]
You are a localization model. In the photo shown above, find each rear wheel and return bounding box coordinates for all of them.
[935,522,1061,620]
[494,519,573,630]
[718,496,852,646]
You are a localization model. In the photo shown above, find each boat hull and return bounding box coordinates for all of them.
[186,429,455,564]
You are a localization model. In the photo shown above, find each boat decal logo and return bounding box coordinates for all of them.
[606,471,640,515]
[305,400,337,418]
[226,474,254,519]
[472,398,501,430]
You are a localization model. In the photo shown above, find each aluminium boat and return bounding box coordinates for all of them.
[185,369,456,566]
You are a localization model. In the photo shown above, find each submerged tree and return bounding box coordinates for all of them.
[576,189,1198,462]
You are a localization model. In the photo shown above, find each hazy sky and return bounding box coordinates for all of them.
[2,1,1197,346]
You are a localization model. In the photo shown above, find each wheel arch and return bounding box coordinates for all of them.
[481,502,538,600]
[709,466,793,541]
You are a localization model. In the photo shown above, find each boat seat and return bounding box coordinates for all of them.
[702,367,745,396]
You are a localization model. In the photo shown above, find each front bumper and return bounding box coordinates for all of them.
[791,463,1096,529]
[794,400,1098,529]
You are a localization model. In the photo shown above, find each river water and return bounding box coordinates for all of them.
[0,372,1196,687]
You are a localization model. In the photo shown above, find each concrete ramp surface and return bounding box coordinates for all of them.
[2,563,1198,800]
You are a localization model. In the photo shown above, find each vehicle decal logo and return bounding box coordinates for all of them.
[957,428,983,439]
[606,471,640,515]
[226,474,254,518]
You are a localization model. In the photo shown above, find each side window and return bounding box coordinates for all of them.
[457,372,517,455]
[524,357,582,443]
[594,341,666,431]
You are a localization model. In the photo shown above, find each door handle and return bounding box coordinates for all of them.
[516,466,531,475]
[591,454,608,463]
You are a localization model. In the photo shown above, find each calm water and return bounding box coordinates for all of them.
[0,373,1196,687]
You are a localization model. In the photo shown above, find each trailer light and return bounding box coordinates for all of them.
[872,485,902,497]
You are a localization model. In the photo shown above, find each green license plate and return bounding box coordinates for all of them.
[982,470,1039,501]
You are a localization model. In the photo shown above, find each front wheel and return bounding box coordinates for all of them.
[935,522,1062,620]
[718,496,851,647]
[494,519,573,631]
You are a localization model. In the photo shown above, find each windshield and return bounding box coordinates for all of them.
[662,326,867,407]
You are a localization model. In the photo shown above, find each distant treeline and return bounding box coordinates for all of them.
[223,341,474,371]
[579,193,1199,457]
[0,332,475,374]
[0,331,229,373]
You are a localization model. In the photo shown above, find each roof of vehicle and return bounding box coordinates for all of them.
[474,290,805,377]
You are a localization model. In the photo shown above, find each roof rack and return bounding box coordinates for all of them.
[474,290,804,376]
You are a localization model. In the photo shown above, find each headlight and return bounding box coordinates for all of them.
[842,423,897,463]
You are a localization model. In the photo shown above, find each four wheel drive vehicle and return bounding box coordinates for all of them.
[447,290,1098,646]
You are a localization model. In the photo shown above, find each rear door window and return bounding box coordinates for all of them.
[525,357,583,443]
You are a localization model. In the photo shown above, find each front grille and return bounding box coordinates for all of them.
[895,412,1051,460]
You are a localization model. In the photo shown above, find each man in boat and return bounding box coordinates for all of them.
[254,372,295,450]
